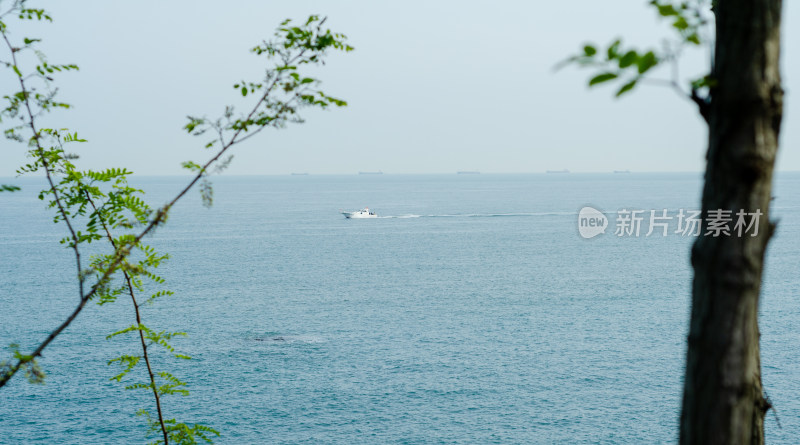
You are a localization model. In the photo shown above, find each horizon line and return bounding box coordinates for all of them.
[7,170,800,178]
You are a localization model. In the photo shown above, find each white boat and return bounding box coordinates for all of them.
[341,207,377,219]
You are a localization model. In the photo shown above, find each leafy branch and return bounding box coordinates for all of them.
[558,0,714,120]
[1,3,352,443]
[183,15,352,206]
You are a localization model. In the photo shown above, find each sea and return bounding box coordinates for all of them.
[0,173,798,444]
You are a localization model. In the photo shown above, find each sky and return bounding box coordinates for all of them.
[1,0,799,175]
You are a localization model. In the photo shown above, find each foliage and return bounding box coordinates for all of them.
[138,409,221,445]
[182,15,352,206]
[559,0,713,103]
[0,343,44,384]
[0,1,351,443]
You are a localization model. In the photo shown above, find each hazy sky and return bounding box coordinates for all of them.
[2,1,799,175]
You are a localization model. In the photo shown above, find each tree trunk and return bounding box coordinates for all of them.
[680,1,783,444]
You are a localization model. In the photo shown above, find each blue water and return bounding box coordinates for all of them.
[1,173,798,444]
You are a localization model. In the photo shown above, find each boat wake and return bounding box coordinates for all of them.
[377,212,574,219]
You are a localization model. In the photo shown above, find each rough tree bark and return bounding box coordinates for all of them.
[680,0,783,444]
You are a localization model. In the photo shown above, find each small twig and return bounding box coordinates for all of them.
[764,388,782,430]
[0,23,88,389]
[690,88,710,122]
[85,191,170,444]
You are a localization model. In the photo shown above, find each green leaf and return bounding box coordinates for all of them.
[606,40,621,60]
[241,86,247,96]
[691,75,716,90]
[618,51,638,69]
[588,72,618,86]
[181,161,203,172]
[657,4,678,16]
[1,184,21,192]
[636,51,658,74]
[672,16,689,31]
[583,45,597,57]
[616,79,638,97]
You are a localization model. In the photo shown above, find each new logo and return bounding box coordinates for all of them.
[578,206,608,239]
